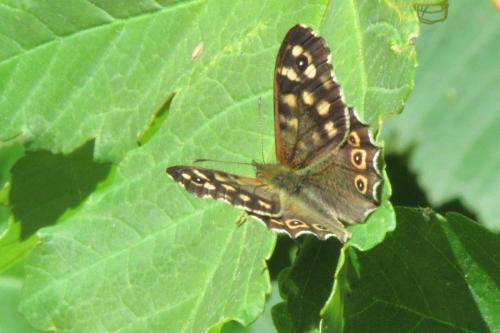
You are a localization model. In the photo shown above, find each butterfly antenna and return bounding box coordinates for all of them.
[193,158,254,167]
[257,96,265,163]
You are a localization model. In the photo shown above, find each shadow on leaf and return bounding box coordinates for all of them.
[9,140,112,239]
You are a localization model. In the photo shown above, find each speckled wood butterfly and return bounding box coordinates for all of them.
[167,24,382,242]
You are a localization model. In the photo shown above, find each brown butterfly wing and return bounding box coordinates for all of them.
[274,24,349,169]
[166,166,280,216]
[303,108,383,224]
[247,210,350,242]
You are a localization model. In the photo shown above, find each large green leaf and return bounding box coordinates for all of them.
[323,207,500,332]
[5,1,319,332]
[0,0,420,331]
[384,0,500,230]
[0,263,43,333]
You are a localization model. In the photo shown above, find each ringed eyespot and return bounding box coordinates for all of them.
[354,175,368,194]
[312,224,328,231]
[354,152,362,164]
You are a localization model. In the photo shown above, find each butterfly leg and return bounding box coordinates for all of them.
[234,211,248,227]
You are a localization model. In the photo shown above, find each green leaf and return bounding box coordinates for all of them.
[271,237,340,333]
[384,0,500,230]
[13,1,322,332]
[323,207,500,332]
[0,140,111,272]
[3,0,418,331]
[0,262,43,333]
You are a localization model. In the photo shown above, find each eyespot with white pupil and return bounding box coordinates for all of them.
[354,152,362,165]
[296,55,308,71]
[357,180,364,191]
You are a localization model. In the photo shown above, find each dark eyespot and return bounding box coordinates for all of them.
[354,152,362,165]
[296,55,308,71]
[356,179,365,191]
[193,177,203,184]
[292,184,301,195]
[313,224,327,231]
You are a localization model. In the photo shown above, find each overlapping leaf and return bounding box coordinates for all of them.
[384,0,500,230]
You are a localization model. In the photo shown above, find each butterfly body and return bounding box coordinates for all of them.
[167,24,382,242]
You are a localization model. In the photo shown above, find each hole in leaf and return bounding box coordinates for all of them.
[137,92,175,146]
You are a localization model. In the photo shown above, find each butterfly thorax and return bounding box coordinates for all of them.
[254,162,343,230]
[254,163,302,195]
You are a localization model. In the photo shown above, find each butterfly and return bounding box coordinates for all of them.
[167,24,382,243]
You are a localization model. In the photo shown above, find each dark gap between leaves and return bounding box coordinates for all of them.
[385,153,477,220]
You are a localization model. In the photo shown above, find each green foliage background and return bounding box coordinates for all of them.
[0,0,498,332]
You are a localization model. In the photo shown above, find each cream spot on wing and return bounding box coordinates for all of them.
[291,45,303,57]
[279,115,287,124]
[320,73,334,88]
[287,68,299,81]
[204,183,216,190]
[311,131,322,145]
[214,173,227,182]
[239,194,251,202]
[302,91,314,106]
[303,51,312,63]
[192,169,209,180]
[222,184,236,192]
[282,66,299,81]
[297,141,307,151]
[324,121,337,138]
[281,93,297,108]
[258,200,272,210]
[181,173,192,180]
[317,100,330,116]
[304,64,317,78]
[270,218,284,225]
[288,118,298,130]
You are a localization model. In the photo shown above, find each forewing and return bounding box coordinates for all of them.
[274,24,349,168]
[166,166,280,216]
[306,108,383,224]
